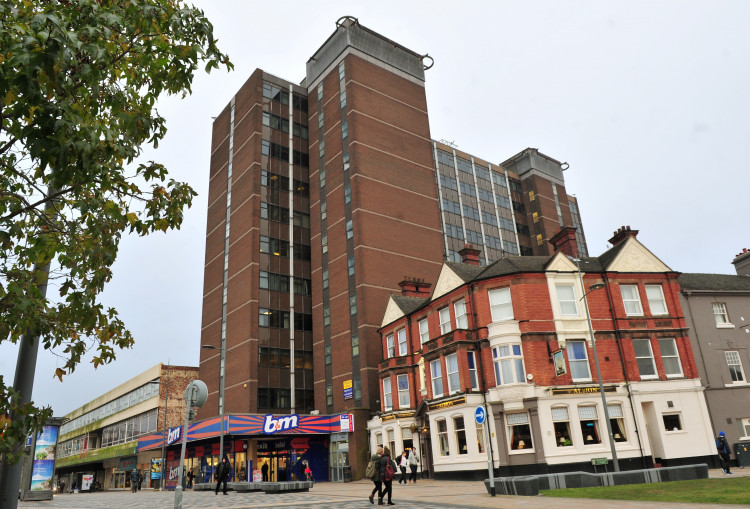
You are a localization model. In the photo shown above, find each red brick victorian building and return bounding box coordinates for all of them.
[368,227,717,478]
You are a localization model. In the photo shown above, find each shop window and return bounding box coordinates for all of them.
[608,404,627,442]
[507,412,532,450]
[663,413,682,432]
[454,416,468,455]
[552,406,573,447]
[437,419,449,456]
[578,406,601,444]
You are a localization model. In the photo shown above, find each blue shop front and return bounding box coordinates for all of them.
[137,413,354,487]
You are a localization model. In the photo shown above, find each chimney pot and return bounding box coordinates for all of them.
[458,245,481,265]
[549,226,579,258]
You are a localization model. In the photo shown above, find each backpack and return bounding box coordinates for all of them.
[365,460,378,479]
[383,459,396,482]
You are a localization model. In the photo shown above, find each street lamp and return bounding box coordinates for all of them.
[202,344,226,467]
[575,258,620,472]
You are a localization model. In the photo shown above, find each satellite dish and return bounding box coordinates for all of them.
[184,380,208,408]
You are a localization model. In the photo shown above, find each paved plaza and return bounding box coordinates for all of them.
[17,469,748,509]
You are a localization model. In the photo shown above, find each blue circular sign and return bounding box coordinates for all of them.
[475,406,486,424]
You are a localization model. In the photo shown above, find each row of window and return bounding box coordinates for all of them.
[261,170,309,197]
[259,235,311,261]
[257,388,314,411]
[258,347,313,369]
[435,149,508,189]
[260,202,310,229]
[259,271,311,296]
[258,308,313,331]
[262,111,309,139]
[261,140,309,168]
[262,83,308,112]
[58,408,159,458]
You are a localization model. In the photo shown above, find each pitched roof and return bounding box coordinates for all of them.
[679,273,750,292]
[390,294,430,315]
[476,256,551,279]
[597,241,628,269]
[444,262,486,282]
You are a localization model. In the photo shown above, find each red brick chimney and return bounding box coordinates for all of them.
[608,225,639,246]
[548,226,579,258]
[398,277,432,297]
[458,245,481,266]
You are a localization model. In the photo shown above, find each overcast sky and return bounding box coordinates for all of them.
[2,0,748,418]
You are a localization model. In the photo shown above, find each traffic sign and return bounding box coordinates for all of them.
[475,406,486,425]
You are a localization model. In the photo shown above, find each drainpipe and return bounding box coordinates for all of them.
[603,274,647,468]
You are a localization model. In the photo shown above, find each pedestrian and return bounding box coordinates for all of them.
[717,431,733,474]
[367,447,383,504]
[214,454,230,495]
[137,470,143,490]
[58,478,65,495]
[378,446,396,506]
[304,462,314,482]
[398,450,408,484]
[408,447,419,483]
[130,468,138,493]
[261,461,269,482]
[187,470,194,489]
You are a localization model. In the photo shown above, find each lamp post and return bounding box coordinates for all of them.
[575,258,620,472]
[202,344,226,466]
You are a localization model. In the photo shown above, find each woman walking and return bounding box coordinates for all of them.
[398,450,408,484]
[378,447,396,505]
[367,447,382,504]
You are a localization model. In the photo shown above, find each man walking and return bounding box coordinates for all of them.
[215,455,231,495]
[408,447,419,483]
[717,431,733,474]
[130,468,138,493]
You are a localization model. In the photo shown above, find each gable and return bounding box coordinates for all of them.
[432,264,466,300]
[546,252,577,272]
[381,297,405,328]
[606,237,671,273]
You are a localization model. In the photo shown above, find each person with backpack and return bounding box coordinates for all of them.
[716,431,733,474]
[367,447,382,504]
[378,446,396,506]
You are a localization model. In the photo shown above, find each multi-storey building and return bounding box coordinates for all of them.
[54,363,197,491]
[198,17,588,479]
[679,259,750,463]
[369,227,717,478]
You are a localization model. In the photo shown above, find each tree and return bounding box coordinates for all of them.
[0,0,232,460]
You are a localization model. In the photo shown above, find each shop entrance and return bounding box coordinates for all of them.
[256,452,291,482]
[111,470,127,490]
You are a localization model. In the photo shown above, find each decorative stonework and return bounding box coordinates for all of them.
[432,264,465,300]
[606,237,671,272]
[381,297,404,327]
[546,252,577,272]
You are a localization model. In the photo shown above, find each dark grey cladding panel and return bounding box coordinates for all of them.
[306,21,425,86]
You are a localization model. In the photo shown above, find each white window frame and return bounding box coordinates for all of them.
[658,338,683,378]
[418,318,429,344]
[740,417,750,439]
[446,353,460,394]
[386,334,395,359]
[608,404,627,442]
[645,285,668,315]
[397,328,407,356]
[633,338,657,379]
[579,405,601,444]
[713,302,732,327]
[621,284,643,316]
[397,374,410,409]
[506,412,533,451]
[436,419,449,456]
[492,344,526,385]
[556,284,579,316]
[454,415,468,455]
[726,351,746,384]
[454,299,468,329]
[467,351,479,390]
[439,307,451,334]
[551,406,573,447]
[383,377,392,411]
[567,340,592,381]
[430,359,443,398]
[489,287,513,321]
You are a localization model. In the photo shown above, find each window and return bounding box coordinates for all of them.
[341,120,348,139]
[608,404,627,442]
[321,233,328,254]
[446,353,460,393]
[346,219,353,239]
[397,374,410,408]
[454,299,468,329]
[347,256,355,276]
[323,306,330,327]
[344,184,351,204]
[383,378,392,411]
[439,307,451,334]
[338,61,345,80]
[532,212,539,223]
[726,351,746,383]
[318,111,324,129]
[633,339,657,379]
[476,421,485,453]
[317,82,323,102]
[658,338,683,377]
[556,285,578,316]
[340,89,347,109]
[489,288,513,321]
[349,294,357,315]
[552,407,573,447]
[343,152,350,171]
[259,308,290,329]
[567,340,592,381]
[322,269,329,289]
[437,419,449,456]
[351,334,359,357]
[663,413,682,431]
[321,201,327,221]
[454,416,468,455]
[353,376,362,400]
[386,334,395,358]
[397,328,407,356]
[318,140,325,160]
[713,302,731,326]
[418,318,429,344]
[621,285,643,316]
[387,429,395,456]
[579,406,601,444]
[431,359,443,397]
[645,285,668,315]
[507,413,532,450]
[467,352,479,390]
[492,344,525,385]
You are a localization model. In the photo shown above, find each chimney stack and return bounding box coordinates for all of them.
[548,226,579,258]
[608,225,639,246]
[459,245,481,266]
[733,248,750,276]
[398,277,432,297]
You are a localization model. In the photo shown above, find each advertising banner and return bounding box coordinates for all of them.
[150,458,163,480]
[30,425,58,491]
